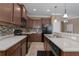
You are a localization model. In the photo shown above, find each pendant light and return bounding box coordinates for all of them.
[63,3,68,22]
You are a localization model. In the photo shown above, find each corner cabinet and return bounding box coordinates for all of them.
[0,4,13,23]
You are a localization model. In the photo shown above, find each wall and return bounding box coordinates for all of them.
[53,21,61,32]
[64,18,79,34]
[51,16,64,33]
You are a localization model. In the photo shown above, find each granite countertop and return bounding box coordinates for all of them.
[0,35,27,51]
[44,34,79,52]
[0,31,40,51]
[22,31,42,34]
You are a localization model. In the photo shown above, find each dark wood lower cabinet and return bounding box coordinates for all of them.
[27,34,31,50]
[60,51,79,56]
[0,51,6,56]
[44,36,54,56]
[0,37,28,56]
[21,38,27,56]
[44,35,79,56]
[29,33,42,42]
[9,47,21,56]
[21,43,26,56]
[6,42,21,56]
[44,36,64,56]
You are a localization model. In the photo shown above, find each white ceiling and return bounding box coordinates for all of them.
[23,3,79,18]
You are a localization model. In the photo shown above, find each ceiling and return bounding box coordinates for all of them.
[23,3,79,18]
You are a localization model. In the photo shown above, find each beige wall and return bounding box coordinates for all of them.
[64,18,79,33]
[51,16,64,32]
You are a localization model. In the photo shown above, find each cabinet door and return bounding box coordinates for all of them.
[33,34,42,42]
[21,38,27,56]
[0,51,6,56]
[21,42,26,56]
[29,34,42,42]
[7,42,21,56]
[27,34,32,49]
[13,4,21,25]
[44,36,50,51]
[44,36,48,51]
[0,4,13,23]
[10,47,21,56]
[44,36,53,56]
[22,6,26,18]
[33,20,41,26]
[27,20,33,28]
[41,17,51,25]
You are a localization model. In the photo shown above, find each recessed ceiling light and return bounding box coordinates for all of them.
[33,9,37,11]
[46,9,50,12]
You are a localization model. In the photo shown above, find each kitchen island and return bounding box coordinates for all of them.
[44,33,79,56]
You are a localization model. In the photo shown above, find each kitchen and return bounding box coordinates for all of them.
[0,3,79,56]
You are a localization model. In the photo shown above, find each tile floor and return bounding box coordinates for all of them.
[26,42,44,56]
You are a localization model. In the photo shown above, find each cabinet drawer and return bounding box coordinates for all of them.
[6,42,21,55]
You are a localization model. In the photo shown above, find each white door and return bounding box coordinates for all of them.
[53,21,61,32]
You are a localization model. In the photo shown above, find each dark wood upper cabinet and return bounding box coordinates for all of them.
[27,18,42,28]
[28,20,33,28]
[33,20,42,26]
[0,4,13,23]
[22,6,27,18]
[20,5,27,18]
[0,4,27,27]
[41,17,51,25]
[13,4,21,25]
[20,5,28,28]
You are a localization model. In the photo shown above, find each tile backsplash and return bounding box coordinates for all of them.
[0,25,14,36]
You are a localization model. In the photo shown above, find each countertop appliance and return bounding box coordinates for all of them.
[42,24,52,34]
[14,29,22,35]
[42,24,52,42]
